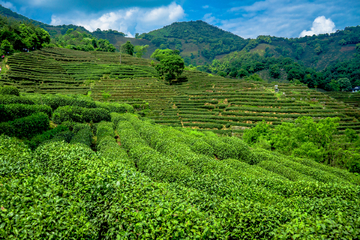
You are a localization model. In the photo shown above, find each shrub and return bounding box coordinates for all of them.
[53,106,110,124]
[0,135,33,178]
[70,128,93,147]
[0,112,49,139]
[0,94,35,105]
[27,94,96,110]
[95,101,134,114]
[96,121,114,143]
[0,86,19,96]
[1,104,52,122]
[26,125,69,150]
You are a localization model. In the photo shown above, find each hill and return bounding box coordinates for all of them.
[1,47,360,238]
[138,20,248,64]
[1,48,359,134]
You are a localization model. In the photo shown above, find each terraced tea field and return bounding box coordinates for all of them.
[150,70,360,135]
[1,48,360,134]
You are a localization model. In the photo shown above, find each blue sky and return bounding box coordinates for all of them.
[1,0,359,38]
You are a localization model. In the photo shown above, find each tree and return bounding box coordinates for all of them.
[0,39,14,55]
[269,65,280,78]
[155,55,184,84]
[134,45,149,58]
[151,49,179,61]
[338,77,352,91]
[121,41,134,55]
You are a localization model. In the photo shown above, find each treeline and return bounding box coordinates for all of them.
[51,28,116,52]
[243,117,360,173]
[0,15,50,56]
[199,47,360,91]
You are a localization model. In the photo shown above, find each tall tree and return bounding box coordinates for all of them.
[155,54,184,84]
[121,41,134,55]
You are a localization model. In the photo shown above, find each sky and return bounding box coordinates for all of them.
[0,0,359,39]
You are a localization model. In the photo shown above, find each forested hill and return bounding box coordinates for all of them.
[242,26,360,70]
[138,20,248,62]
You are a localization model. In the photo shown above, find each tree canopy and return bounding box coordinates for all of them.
[121,41,134,55]
[52,28,116,52]
[0,15,50,56]
[155,52,185,84]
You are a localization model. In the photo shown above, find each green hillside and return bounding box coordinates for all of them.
[1,47,360,238]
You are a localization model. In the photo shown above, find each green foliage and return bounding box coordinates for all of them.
[121,41,134,55]
[0,94,35,105]
[52,105,110,124]
[0,16,50,56]
[338,77,352,91]
[101,90,111,102]
[0,112,49,138]
[1,104,52,122]
[244,116,360,170]
[134,45,149,58]
[25,125,69,150]
[269,64,280,78]
[53,28,116,52]
[70,128,93,148]
[155,54,185,83]
[26,93,96,110]
[95,101,134,114]
[140,20,247,60]
[150,48,180,61]
[0,85,19,96]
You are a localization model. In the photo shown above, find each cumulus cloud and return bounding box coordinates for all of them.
[50,2,185,37]
[299,16,336,37]
[217,0,346,38]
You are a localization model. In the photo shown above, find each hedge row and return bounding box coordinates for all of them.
[95,101,134,114]
[0,86,20,96]
[121,116,360,238]
[0,94,35,105]
[27,94,96,110]
[96,121,135,168]
[0,112,49,139]
[0,104,52,122]
[70,128,93,148]
[25,125,69,150]
[1,138,221,238]
[53,105,111,124]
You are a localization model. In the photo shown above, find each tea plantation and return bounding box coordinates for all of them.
[1,48,360,239]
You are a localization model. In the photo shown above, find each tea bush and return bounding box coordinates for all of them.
[0,86,19,96]
[1,104,52,122]
[0,112,49,138]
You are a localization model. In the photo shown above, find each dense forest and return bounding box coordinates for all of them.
[51,28,116,52]
[0,15,50,56]
[139,20,248,63]
[198,45,360,90]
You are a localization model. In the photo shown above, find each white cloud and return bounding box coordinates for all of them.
[217,0,340,38]
[299,16,336,37]
[203,13,218,25]
[0,0,17,11]
[50,2,185,37]
[202,5,209,9]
